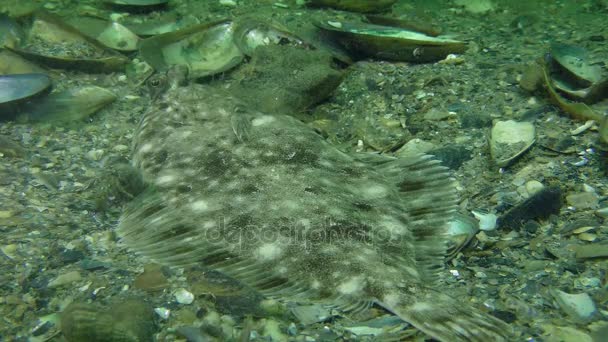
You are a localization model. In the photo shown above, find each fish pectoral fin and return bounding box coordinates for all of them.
[230,112,252,143]
[378,287,513,342]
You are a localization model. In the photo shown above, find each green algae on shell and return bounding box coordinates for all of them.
[315,20,467,62]
[138,19,244,79]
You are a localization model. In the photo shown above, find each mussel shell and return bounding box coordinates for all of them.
[0,50,46,74]
[315,20,467,62]
[126,14,199,37]
[67,17,140,52]
[0,73,51,118]
[9,11,129,72]
[307,0,397,13]
[550,43,602,86]
[139,19,244,79]
[102,0,168,12]
[366,14,442,37]
[233,19,309,56]
[0,13,25,48]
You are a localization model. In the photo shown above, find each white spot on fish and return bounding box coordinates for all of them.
[337,276,365,295]
[252,115,276,126]
[256,243,283,261]
[190,200,210,213]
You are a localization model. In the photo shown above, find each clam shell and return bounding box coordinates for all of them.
[0,50,46,74]
[139,19,244,79]
[315,20,467,62]
[102,0,168,12]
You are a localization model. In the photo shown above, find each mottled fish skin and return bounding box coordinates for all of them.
[119,83,512,341]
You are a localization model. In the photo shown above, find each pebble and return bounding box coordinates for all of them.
[551,289,596,323]
[112,144,129,152]
[174,288,195,304]
[48,271,82,288]
[86,149,105,161]
[525,180,544,196]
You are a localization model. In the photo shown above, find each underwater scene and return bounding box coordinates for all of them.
[0,0,607,341]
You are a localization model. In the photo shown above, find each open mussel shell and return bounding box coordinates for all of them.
[366,14,442,37]
[67,17,140,52]
[547,44,607,103]
[446,213,479,260]
[0,73,51,119]
[139,19,244,79]
[233,19,309,56]
[315,20,467,62]
[307,0,397,13]
[6,11,129,72]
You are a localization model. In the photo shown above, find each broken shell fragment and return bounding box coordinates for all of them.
[0,73,51,119]
[139,19,244,79]
[490,120,535,168]
[307,0,397,13]
[446,213,479,259]
[315,20,467,62]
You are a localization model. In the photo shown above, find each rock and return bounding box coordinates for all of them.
[490,120,536,167]
[566,192,599,210]
[551,289,597,323]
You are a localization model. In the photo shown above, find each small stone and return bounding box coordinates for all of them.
[48,271,82,288]
[112,144,129,152]
[551,289,597,323]
[498,187,563,230]
[86,149,105,161]
[174,288,195,304]
[424,108,451,121]
[525,180,544,196]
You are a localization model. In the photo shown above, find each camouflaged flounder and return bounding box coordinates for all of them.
[118,76,511,341]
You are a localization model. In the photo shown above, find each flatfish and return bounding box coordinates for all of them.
[118,76,511,341]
